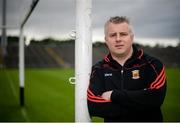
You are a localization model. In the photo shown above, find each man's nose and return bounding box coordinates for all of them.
[116,34,121,42]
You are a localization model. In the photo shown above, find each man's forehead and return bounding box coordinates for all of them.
[108,22,129,28]
[107,22,130,32]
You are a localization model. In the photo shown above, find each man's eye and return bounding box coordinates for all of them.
[110,34,116,37]
[120,33,128,36]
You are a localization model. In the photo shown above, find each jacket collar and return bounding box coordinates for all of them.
[104,45,143,68]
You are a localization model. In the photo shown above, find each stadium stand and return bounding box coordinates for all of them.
[54,44,74,68]
[45,47,67,68]
[0,47,3,68]
[26,45,60,68]
[2,37,180,68]
[5,44,18,68]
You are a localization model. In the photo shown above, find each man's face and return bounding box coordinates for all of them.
[105,22,134,57]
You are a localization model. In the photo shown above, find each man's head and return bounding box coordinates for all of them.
[104,16,134,58]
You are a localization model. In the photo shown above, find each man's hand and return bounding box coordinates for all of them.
[101,90,113,101]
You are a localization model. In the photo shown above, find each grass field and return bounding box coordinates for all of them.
[0,68,180,122]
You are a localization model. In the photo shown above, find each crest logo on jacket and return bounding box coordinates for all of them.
[132,70,140,79]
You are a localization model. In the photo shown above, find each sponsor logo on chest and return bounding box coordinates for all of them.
[104,73,113,77]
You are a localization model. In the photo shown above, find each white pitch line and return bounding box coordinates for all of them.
[20,107,30,121]
[4,70,18,103]
[4,70,30,121]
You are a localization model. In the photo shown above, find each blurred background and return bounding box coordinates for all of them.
[0,0,180,122]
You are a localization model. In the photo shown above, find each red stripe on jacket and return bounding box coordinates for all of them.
[87,88,111,103]
[149,66,166,89]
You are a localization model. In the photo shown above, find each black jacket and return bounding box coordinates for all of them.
[87,46,167,122]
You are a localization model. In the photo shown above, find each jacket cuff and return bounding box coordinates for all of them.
[111,89,126,102]
[111,90,120,102]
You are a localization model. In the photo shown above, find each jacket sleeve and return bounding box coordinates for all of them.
[87,67,128,118]
[111,59,167,110]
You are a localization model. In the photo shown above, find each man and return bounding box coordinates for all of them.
[87,16,167,122]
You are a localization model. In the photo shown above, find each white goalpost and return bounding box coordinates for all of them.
[19,0,39,106]
[75,0,92,122]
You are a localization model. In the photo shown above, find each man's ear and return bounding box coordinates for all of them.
[131,34,134,41]
[104,36,107,42]
[104,36,108,48]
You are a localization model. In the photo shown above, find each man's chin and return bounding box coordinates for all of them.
[115,50,125,55]
[113,51,125,57]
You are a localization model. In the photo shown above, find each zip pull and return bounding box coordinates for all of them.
[121,69,124,74]
[120,68,124,90]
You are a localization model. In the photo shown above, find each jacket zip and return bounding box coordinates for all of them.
[121,68,124,90]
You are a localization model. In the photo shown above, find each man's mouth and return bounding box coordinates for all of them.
[115,44,124,49]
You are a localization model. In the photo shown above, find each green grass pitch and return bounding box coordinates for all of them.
[0,68,179,122]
